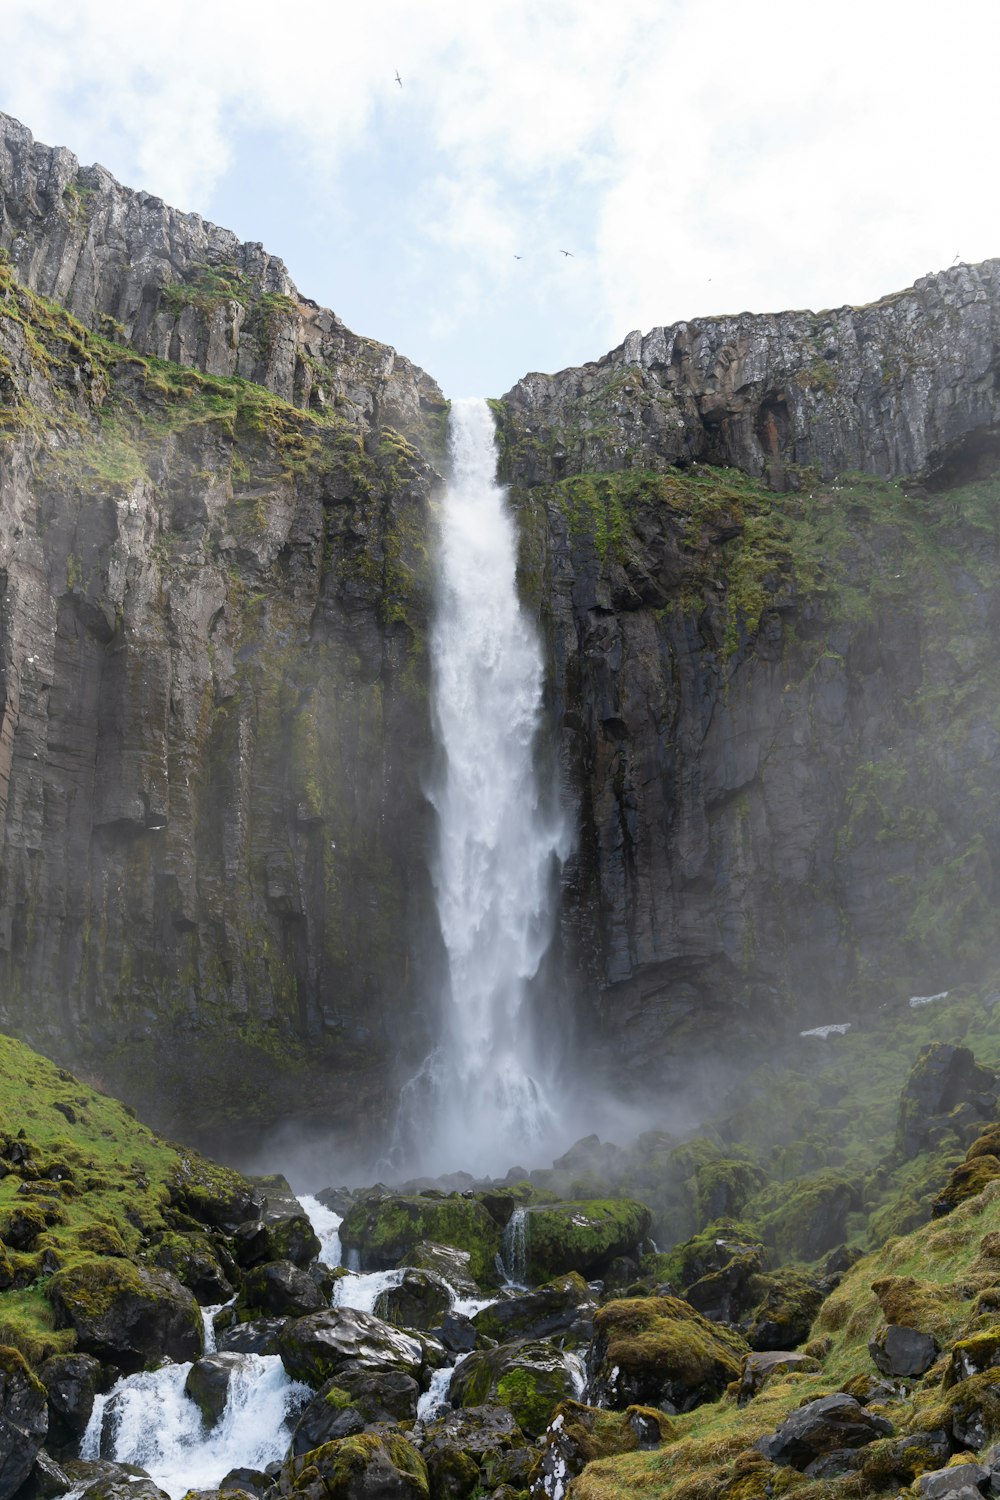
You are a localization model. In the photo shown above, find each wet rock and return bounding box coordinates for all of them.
[216,1318,287,1356]
[170,1165,264,1234]
[233,1222,273,1269]
[38,1353,102,1454]
[278,1308,424,1388]
[471,1272,595,1346]
[438,1312,477,1354]
[588,1296,748,1413]
[869,1323,939,1378]
[276,1431,429,1500]
[185,1353,245,1427]
[756,1393,893,1469]
[0,1347,48,1500]
[375,1270,452,1331]
[857,1430,951,1486]
[289,1389,367,1456]
[219,1470,272,1497]
[62,1459,169,1500]
[403,1242,482,1300]
[48,1262,203,1371]
[450,1341,583,1437]
[268,1216,322,1268]
[22,1449,71,1500]
[302,1366,421,1432]
[737,1350,821,1405]
[418,1404,531,1500]
[240,1259,328,1319]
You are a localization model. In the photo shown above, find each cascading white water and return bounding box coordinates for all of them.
[411,397,569,1173]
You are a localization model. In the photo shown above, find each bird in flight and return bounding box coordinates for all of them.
[395,71,403,87]
[514,254,522,260]
[560,249,573,257]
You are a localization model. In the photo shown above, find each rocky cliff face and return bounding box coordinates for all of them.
[3,108,1000,1149]
[497,271,1000,1101]
[0,115,448,1152]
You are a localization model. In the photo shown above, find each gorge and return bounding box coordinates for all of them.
[5,105,1000,1500]
[1,107,999,1169]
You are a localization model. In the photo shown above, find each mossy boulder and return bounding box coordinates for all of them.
[0,1345,48,1500]
[944,1329,1000,1387]
[589,1296,749,1413]
[340,1196,501,1283]
[289,1370,420,1455]
[62,1458,170,1500]
[895,1043,996,1160]
[276,1432,429,1500]
[756,1393,893,1469]
[402,1241,480,1299]
[533,1399,673,1499]
[149,1231,234,1303]
[169,1158,264,1234]
[519,1200,651,1283]
[419,1405,532,1500]
[920,1368,1000,1449]
[736,1350,821,1404]
[754,1170,859,1261]
[933,1155,1000,1217]
[268,1215,322,1268]
[277,1308,423,1389]
[374,1270,452,1331]
[471,1272,595,1346]
[450,1340,583,1437]
[744,1269,826,1351]
[47,1260,203,1371]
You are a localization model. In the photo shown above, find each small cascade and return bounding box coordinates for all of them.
[416,1364,456,1422]
[297,1194,343,1267]
[497,1206,529,1287]
[332,1267,407,1314]
[81,1355,309,1495]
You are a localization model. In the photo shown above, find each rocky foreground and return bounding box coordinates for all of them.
[7,987,1000,1497]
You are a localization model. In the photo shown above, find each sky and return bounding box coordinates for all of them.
[3,0,999,399]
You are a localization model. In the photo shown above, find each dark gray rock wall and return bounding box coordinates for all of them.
[501,261,1000,490]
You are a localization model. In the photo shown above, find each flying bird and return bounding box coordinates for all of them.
[395,71,403,87]
[514,254,522,260]
[559,249,573,257]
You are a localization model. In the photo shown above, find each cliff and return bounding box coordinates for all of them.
[497,272,1000,1102]
[0,114,448,1151]
[3,107,1000,1148]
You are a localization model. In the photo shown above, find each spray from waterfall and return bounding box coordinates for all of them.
[397,398,569,1175]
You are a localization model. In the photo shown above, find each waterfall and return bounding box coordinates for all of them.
[408,397,568,1175]
[497,1205,529,1287]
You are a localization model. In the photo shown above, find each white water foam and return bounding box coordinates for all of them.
[81,1354,309,1496]
[401,397,569,1175]
[297,1194,343,1267]
[416,1364,456,1422]
[332,1268,406,1314]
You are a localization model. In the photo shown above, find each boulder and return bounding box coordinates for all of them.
[240,1260,327,1319]
[170,1162,264,1234]
[185,1353,245,1427]
[268,1216,322,1268]
[418,1404,532,1500]
[48,1261,203,1371]
[740,1269,825,1353]
[216,1318,286,1356]
[289,1389,366,1456]
[869,1324,939,1378]
[438,1313,477,1354]
[915,1463,989,1498]
[340,1197,500,1283]
[0,1347,48,1500]
[945,1330,1000,1387]
[375,1270,452,1331]
[276,1431,429,1500]
[278,1308,423,1388]
[449,1340,583,1438]
[896,1044,997,1160]
[150,1232,234,1305]
[291,1365,421,1451]
[756,1393,893,1469]
[857,1430,951,1487]
[757,1171,858,1261]
[933,1156,1000,1217]
[532,1399,673,1499]
[403,1242,481,1300]
[518,1200,651,1284]
[219,1470,271,1497]
[588,1296,748,1413]
[38,1353,102,1454]
[62,1458,169,1500]
[737,1350,821,1405]
[471,1272,595,1346]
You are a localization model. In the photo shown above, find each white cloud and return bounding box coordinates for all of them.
[2,0,998,385]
